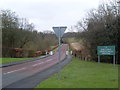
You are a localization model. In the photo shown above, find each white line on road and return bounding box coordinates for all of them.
[32,59,53,67]
[3,68,26,75]
[45,59,53,62]
[32,62,44,67]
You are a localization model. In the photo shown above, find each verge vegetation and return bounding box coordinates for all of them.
[0,57,34,64]
[1,10,57,58]
[36,58,118,88]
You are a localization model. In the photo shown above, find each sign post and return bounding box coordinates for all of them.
[52,26,67,80]
[113,55,115,66]
[97,46,115,66]
[98,55,100,63]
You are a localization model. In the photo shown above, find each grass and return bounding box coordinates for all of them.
[0,57,34,64]
[50,46,55,48]
[36,58,118,88]
[50,45,58,53]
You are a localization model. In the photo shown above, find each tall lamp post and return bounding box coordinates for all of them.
[52,26,67,80]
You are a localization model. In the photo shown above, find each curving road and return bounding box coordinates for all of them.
[2,44,68,88]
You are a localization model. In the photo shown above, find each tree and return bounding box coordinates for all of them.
[1,9,57,57]
[75,1,119,63]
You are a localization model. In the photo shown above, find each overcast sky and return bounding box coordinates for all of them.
[0,0,101,32]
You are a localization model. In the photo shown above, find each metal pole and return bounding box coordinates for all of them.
[113,55,115,66]
[98,55,100,63]
[58,28,61,80]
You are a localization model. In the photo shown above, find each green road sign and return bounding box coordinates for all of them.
[97,46,115,55]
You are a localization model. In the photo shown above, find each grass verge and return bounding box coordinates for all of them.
[0,57,34,64]
[36,58,118,88]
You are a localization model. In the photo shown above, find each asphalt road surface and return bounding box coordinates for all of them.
[4,55,72,89]
[2,44,71,88]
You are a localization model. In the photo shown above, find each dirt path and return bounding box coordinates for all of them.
[70,42,84,51]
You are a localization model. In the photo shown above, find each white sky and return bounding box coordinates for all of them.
[0,0,100,32]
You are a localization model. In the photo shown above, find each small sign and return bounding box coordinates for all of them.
[97,46,115,55]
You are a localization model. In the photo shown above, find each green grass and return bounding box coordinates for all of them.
[50,46,55,48]
[36,58,118,88]
[0,58,2,65]
[0,57,34,64]
[50,45,58,52]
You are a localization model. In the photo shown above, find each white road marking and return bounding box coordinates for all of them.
[45,59,53,62]
[32,59,53,67]
[3,68,26,75]
[3,58,54,74]
[32,62,44,67]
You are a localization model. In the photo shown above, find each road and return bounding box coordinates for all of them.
[2,44,68,88]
